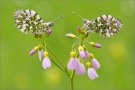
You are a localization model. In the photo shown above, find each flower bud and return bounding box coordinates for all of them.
[77,26,81,30]
[30,50,36,55]
[30,46,39,55]
[47,30,52,35]
[85,31,89,37]
[95,44,102,48]
[34,32,38,38]
[66,33,76,39]
[33,32,42,38]
[90,42,101,48]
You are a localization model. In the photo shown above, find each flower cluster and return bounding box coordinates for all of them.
[29,28,53,69]
[30,45,51,69]
[34,29,52,38]
[66,26,101,80]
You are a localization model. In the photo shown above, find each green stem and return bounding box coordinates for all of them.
[46,46,66,69]
[83,41,89,44]
[70,70,75,90]
[47,46,70,76]
[80,36,83,46]
[72,43,78,51]
[40,38,70,77]
[50,59,69,76]
[76,36,80,40]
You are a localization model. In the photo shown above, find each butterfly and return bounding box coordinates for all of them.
[73,12,123,37]
[14,9,64,34]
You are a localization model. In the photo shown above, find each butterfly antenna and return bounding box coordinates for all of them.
[52,15,64,22]
[73,12,84,19]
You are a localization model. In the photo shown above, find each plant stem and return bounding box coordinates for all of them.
[72,43,78,51]
[47,46,70,76]
[50,59,69,76]
[70,78,73,90]
[80,36,83,46]
[40,38,70,76]
[46,46,66,69]
[70,70,75,90]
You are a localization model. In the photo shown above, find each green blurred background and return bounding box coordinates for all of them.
[1,0,134,90]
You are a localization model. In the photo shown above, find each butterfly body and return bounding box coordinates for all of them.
[82,15,122,37]
[14,9,54,34]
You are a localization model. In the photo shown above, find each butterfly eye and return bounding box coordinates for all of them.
[82,19,87,24]
[48,22,54,27]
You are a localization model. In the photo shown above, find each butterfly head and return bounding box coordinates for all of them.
[82,19,87,24]
[48,22,54,27]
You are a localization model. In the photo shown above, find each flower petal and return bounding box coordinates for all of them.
[42,57,51,69]
[91,58,101,69]
[79,51,86,59]
[76,63,85,75]
[88,68,98,80]
[84,50,90,59]
[67,58,80,70]
[38,50,44,61]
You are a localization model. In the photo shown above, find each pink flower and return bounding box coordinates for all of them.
[85,31,89,37]
[76,63,85,75]
[67,58,80,70]
[84,50,90,59]
[38,50,44,61]
[91,58,101,69]
[79,50,90,60]
[42,57,51,69]
[78,46,90,60]
[88,68,98,80]
[79,50,86,59]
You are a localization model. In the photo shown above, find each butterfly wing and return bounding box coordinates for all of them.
[14,9,48,34]
[84,15,122,37]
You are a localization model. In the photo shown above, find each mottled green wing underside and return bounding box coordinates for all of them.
[83,15,123,37]
[14,9,48,34]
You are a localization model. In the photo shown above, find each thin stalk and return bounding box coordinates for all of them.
[50,59,69,76]
[70,70,75,90]
[72,43,78,51]
[46,46,66,69]
[40,38,70,76]
[80,36,83,46]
